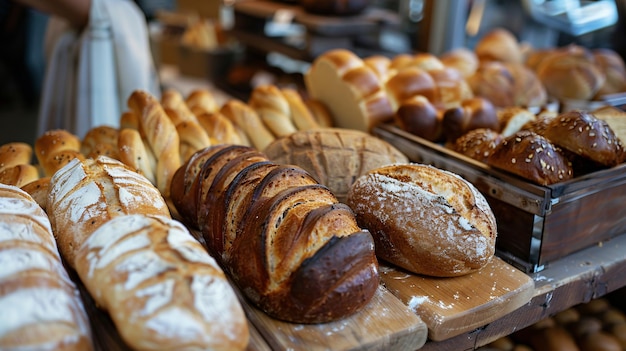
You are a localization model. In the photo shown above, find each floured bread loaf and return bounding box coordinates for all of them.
[305,49,394,132]
[0,184,93,350]
[347,163,497,277]
[47,156,249,350]
[263,128,408,203]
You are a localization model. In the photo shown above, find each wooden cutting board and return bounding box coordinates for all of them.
[379,256,535,341]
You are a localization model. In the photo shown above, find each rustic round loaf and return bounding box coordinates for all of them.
[346,163,497,277]
[263,128,408,203]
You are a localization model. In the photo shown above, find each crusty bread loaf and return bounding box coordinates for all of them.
[474,28,522,64]
[542,110,625,167]
[20,176,51,211]
[305,49,394,132]
[171,144,380,323]
[0,183,93,351]
[0,142,33,173]
[47,156,249,350]
[487,130,574,185]
[347,163,497,277]
[452,128,504,163]
[262,128,409,203]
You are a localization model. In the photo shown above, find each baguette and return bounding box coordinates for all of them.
[171,145,380,323]
[47,156,249,350]
[0,184,93,350]
[347,163,497,277]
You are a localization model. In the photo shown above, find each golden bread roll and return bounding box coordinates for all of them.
[468,61,547,108]
[160,89,196,125]
[120,111,140,130]
[171,145,380,323]
[440,47,479,78]
[0,183,93,350]
[128,90,181,198]
[389,52,445,73]
[535,45,605,101]
[186,88,218,114]
[363,55,392,81]
[442,97,499,142]
[384,67,438,110]
[474,28,522,64]
[347,163,497,277]
[34,129,81,176]
[304,99,334,128]
[305,49,394,132]
[263,128,408,203]
[543,110,625,167]
[593,106,626,145]
[593,48,626,96]
[0,142,33,173]
[487,130,574,185]
[47,156,249,350]
[80,125,120,160]
[0,164,39,188]
[394,95,443,142]
[427,67,474,109]
[452,128,504,163]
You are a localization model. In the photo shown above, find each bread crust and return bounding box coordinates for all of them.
[347,163,497,277]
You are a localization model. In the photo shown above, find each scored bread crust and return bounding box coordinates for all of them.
[347,163,497,277]
[171,145,380,323]
[263,128,408,203]
[0,184,93,351]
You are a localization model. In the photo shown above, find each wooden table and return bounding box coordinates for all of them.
[420,233,626,350]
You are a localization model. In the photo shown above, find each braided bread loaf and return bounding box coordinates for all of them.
[47,156,249,350]
[170,145,380,323]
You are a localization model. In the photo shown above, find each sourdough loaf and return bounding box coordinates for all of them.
[171,144,380,323]
[347,163,497,277]
[262,128,408,203]
[47,156,249,350]
[0,184,93,350]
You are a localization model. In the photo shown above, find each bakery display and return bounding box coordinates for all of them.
[170,144,380,323]
[0,183,93,351]
[347,163,497,277]
[46,155,249,351]
[262,128,409,202]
